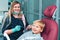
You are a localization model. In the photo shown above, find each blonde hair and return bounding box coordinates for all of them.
[33,20,45,29]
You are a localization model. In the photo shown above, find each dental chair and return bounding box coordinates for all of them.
[41,5,58,40]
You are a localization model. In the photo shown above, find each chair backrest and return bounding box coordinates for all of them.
[41,5,58,40]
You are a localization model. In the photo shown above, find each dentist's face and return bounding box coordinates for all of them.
[13,4,21,13]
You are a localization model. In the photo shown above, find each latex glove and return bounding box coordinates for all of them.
[12,25,22,33]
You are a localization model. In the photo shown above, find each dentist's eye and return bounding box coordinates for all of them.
[14,6,17,8]
[18,6,20,8]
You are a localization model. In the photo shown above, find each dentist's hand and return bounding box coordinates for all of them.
[26,25,32,30]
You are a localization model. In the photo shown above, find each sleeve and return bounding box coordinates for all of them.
[25,16,29,27]
[22,14,29,28]
[2,15,9,33]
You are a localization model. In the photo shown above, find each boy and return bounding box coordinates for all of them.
[17,20,45,40]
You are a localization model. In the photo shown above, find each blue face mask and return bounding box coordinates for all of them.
[13,12,20,15]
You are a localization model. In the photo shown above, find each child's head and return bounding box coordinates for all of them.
[32,20,45,34]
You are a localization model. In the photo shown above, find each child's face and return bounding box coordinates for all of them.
[32,23,42,34]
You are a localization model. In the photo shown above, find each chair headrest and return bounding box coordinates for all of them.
[44,5,57,18]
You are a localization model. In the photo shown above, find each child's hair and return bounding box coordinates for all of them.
[33,20,45,30]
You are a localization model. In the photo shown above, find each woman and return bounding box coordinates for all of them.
[2,1,28,40]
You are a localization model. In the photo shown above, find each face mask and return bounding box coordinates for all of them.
[13,11,20,15]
